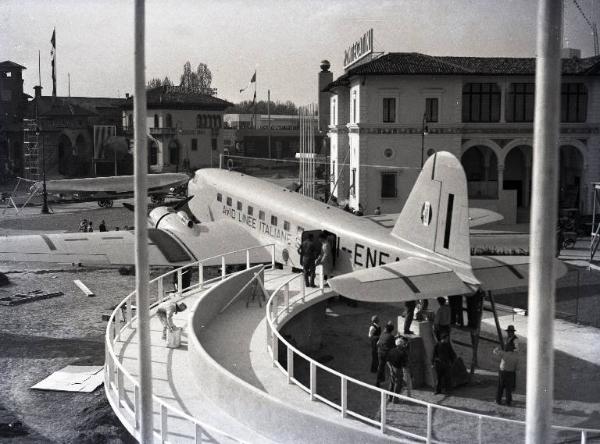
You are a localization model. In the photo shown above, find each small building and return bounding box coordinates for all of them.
[123,86,232,173]
[323,50,600,221]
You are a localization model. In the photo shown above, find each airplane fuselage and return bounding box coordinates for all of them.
[188,169,470,277]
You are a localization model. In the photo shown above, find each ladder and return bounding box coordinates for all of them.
[23,119,40,181]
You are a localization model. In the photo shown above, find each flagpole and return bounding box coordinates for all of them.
[133,0,154,442]
[38,50,41,87]
[54,28,56,97]
[267,89,271,161]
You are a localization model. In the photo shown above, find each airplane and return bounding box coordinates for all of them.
[32,173,189,207]
[0,152,566,302]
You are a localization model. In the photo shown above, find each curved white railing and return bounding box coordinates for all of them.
[104,244,275,443]
[265,272,600,444]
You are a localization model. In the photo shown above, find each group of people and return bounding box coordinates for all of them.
[369,317,412,401]
[78,218,110,233]
[371,295,520,404]
[297,232,333,288]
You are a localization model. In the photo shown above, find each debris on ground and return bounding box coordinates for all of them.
[0,290,64,306]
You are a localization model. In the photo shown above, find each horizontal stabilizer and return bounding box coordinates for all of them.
[471,256,568,291]
[328,258,471,303]
[468,208,504,227]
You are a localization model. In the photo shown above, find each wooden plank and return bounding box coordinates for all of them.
[74,279,95,297]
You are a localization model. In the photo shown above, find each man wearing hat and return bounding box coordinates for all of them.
[375,321,396,387]
[368,315,381,373]
[493,341,519,405]
[505,325,519,352]
[386,336,412,402]
[156,300,188,340]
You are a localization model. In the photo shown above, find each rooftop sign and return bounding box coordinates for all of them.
[343,29,374,70]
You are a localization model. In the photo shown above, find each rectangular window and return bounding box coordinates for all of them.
[283,221,290,231]
[191,138,198,151]
[381,172,397,198]
[462,83,501,122]
[271,215,278,226]
[352,96,357,123]
[507,83,535,122]
[259,210,265,221]
[217,193,222,202]
[226,197,232,206]
[425,98,439,122]
[248,206,254,216]
[237,201,242,211]
[382,98,396,123]
[351,168,356,197]
[561,83,587,122]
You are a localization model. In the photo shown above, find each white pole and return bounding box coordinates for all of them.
[526,1,563,443]
[133,0,153,441]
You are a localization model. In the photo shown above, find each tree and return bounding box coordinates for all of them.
[179,61,213,93]
[227,99,298,115]
[147,76,173,89]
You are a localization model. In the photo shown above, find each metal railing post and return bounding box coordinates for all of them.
[199,263,204,289]
[310,361,316,400]
[380,391,387,433]
[160,404,168,442]
[246,249,250,269]
[271,244,276,269]
[301,276,306,302]
[126,296,133,324]
[426,404,432,443]
[287,347,294,383]
[117,368,125,408]
[221,256,226,280]
[285,283,290,313]
[581,430,587,444]
[477,415,483,444]
[341,377,347,418]
[272,332,278,366]
[195,423,204,443]
[114,318,120,342]
[177,268,182,296]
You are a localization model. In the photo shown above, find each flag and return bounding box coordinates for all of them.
[239,71,256,93]
[93,125,116,159]
[50,29,56,97]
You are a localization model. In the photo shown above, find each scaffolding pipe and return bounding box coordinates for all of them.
[526,1,563,443]
[133,0,154,441]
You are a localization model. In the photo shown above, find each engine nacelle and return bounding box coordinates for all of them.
[149,206,195,232]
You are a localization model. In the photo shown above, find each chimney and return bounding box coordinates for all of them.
[318,60,333,132]
[33,85,43,98]
[561,48,581,58]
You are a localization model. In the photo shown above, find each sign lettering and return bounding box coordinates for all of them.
[343,29,374,70]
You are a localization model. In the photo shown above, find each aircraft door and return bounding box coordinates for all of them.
[300,230,337,270]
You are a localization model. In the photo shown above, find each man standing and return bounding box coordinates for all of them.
[386,336,411,402]
[156,300,187,340]
[375,322,395,387]
[298,234,318,287]
[448,294,464,327]
[434,297,451,340]
[315,233,333,281]
[432,333,456,394]
[494,342,518,405]
[368,315,381,373]
[99,220,107,232]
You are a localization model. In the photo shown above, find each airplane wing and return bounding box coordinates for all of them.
[366,208,503,229]
[327,258,472,303]
[470,255,568,291]
[35,173,189,194]
[0,220,271,267]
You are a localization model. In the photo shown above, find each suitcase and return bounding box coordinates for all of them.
[167,327,182,349]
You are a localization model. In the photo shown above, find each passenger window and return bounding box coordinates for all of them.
[237,201,242,211]
[283,221,290,231]
[259,210,265,221]
[226,197,232,206]
[217,193,222,202]
[271,215,278,226]
[248,206,254,216]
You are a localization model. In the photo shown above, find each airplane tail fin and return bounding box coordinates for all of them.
[391,151,471,265]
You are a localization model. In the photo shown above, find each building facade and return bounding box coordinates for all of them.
[123,86,232,173]
[0,61,28,180]
[324,51,600,221]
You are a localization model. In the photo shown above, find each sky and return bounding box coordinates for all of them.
[1,0,596,106]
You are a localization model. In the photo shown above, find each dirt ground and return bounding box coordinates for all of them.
[0,204,137,443]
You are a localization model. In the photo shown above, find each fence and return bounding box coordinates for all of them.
[265,273,600,443]
[104,244,275,443]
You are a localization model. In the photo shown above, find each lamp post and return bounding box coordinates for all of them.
[420,113,429,168]
[36,127,49,214]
